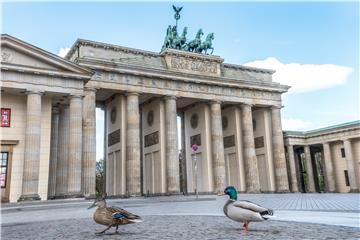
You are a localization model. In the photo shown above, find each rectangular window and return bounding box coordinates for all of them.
[344,170,350,187]
[0,152,8,188]
[341,148,346,158]
[1,108,11,127]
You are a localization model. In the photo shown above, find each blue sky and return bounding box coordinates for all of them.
[2,1,359,160]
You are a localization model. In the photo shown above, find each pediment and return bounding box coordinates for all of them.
[1,34,92,77]
[1,46,61,71]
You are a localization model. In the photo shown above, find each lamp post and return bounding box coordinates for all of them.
[191,144,199,199]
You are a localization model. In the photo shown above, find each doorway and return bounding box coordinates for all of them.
[1,144,14,203]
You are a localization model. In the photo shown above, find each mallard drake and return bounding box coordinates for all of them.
[220,186,274,232]
[88,195,142,235]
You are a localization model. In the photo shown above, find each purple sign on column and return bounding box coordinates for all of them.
[192,144,199,152]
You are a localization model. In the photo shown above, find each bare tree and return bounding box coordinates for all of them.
[96,159,104,197]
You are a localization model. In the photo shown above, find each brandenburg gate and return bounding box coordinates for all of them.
[64,15,290,196]
[0,6,292,202]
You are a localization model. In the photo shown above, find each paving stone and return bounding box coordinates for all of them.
[2,216,359,240]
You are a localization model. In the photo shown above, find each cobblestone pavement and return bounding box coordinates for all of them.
[2,215,359,240]
[2,193,359,228]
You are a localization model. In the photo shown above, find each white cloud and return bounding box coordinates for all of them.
[282,118,313,131]
[57,47,70,58]
[244,57,352,93]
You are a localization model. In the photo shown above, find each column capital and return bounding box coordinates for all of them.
[84,86,98,93]
[52,106,60,114]
[271,105,283,110]
[163,95,177,101]
[69,94,83,100]
[125,92,140,97]
[240,102,253,108]
[209,100,222,105]
[25,90,44,96]
[304,144,311,149]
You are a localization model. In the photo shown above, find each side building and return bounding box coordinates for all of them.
[0,34,94,202]
[284,121,360,193]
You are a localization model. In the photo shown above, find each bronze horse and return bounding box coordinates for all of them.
[186,29,203,52]
[196,33,214,54]
[173,27,188,50]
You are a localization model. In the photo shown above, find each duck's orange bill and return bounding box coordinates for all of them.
[217,193,225,196]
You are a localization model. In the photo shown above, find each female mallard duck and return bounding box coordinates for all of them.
[88,196,142,235]
[221,186,274,232]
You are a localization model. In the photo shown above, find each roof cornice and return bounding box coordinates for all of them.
[1,63,91,80]
[284,120,360,138]
[66,38,276,75]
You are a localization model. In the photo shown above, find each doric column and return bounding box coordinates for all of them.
[126,93,141,195]
[19,91,43,201]
[48,106,59,199]
[241,104,260,193]
[106,153,114,195]
[322,142,335,192]
[67,95,83,197]
[164,96,180,193]
[343,139,358,192]
[234,107,246,192]
[210,101,226,193]
[304,145,316,192]
[55,105,70,196]
[287,145,299,192]
[271,106,290,192]
[82,88,97,198]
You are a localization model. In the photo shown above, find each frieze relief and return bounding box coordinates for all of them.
[1,51,12,63]
[170,56,218,75]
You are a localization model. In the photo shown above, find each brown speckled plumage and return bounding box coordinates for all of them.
[88,197,142,235]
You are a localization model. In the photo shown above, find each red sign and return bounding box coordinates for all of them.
[191,144,199,152]
[1,108,11,127]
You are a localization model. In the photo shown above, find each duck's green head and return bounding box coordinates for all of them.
[224,186,237,200]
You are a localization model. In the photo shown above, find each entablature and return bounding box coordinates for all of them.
[77,57,288,94]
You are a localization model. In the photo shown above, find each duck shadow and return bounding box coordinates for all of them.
[94,231,137,237]
[219,226,280,235]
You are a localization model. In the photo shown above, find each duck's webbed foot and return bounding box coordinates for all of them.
[242,221,249,233]
[95,226,111,235]
[113,225,120,235]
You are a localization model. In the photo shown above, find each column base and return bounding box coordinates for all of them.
[349,189,359,193]
[84,194,97,200]
[276,190,291,193]
[166,191,182,195]
[66,192,84,198]
[261,190,276,193]
[126,194,142,198]
[246,191,261,194]
[53,193,84,199]
[143,192,182,197]
[18,193,41,202]
[53,194,68,199]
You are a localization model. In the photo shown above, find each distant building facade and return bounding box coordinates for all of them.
[284,121,360,193]
[1,34,357,203]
